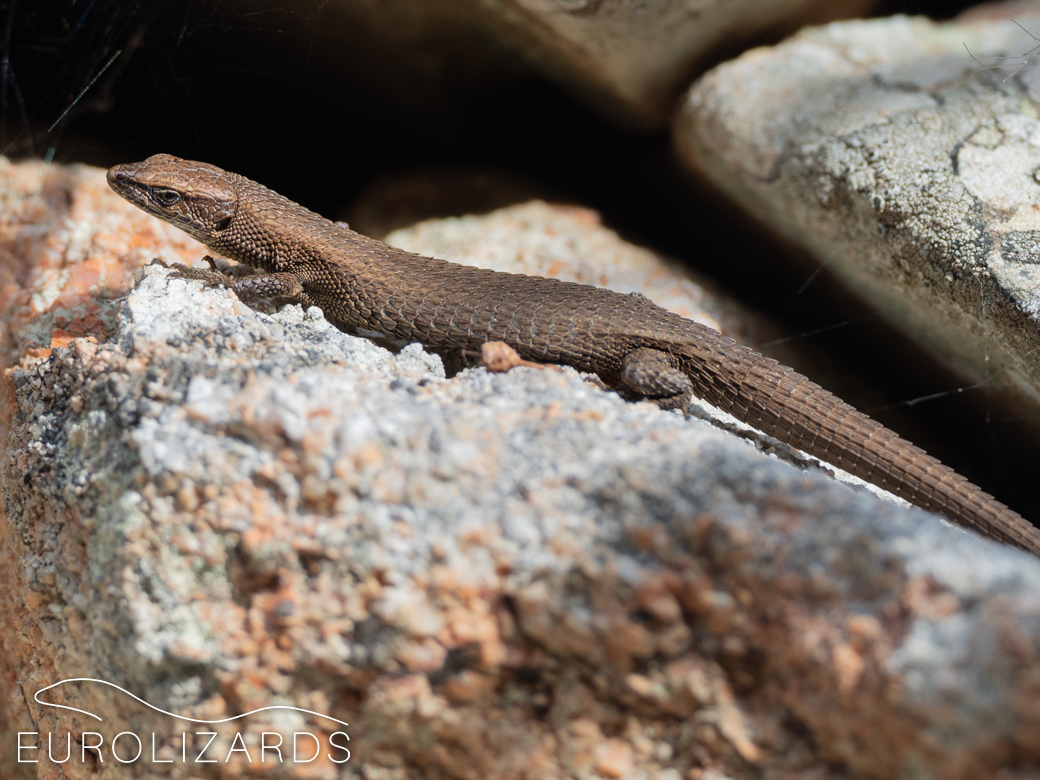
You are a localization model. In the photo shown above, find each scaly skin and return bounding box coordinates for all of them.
[107,154,1040,557]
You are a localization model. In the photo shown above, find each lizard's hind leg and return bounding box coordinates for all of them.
[619,347,692,411]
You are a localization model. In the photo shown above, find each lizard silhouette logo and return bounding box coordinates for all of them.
[18,678,350,767]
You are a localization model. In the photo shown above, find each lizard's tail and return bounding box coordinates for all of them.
[678,338,1040,557]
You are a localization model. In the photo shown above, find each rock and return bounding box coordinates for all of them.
[0,156,204,365]
[674,9,1040,411]
[474,0,880,128]
[4,160,1040,779]
[344,170,546,238]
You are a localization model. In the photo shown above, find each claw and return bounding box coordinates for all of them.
[164,260,230,288]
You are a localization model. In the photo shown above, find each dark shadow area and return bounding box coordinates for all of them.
[4,0,1039,521]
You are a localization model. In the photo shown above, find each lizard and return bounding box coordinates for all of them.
[107,153,1040,557]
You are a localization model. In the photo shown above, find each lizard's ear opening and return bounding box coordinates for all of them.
[207,199,235,232]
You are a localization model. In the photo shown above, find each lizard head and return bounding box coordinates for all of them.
[107,154,237,245]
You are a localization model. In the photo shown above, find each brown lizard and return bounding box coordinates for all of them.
[107,153,1040,557]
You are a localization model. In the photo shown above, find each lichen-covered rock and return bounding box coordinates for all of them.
[675,8,1040,412]
[4,161,1040,779]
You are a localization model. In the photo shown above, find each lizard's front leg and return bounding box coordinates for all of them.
[163,257,309,305]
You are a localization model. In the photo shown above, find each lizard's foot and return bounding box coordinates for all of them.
[162,258,307,305]
[164,255,231,288]
[620,347,692,411]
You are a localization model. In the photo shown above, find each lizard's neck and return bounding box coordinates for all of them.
[215,181,336,273]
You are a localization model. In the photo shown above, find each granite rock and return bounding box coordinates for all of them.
[675,7,1040,411]
[3,161,1040,779]
[474,0,882,127]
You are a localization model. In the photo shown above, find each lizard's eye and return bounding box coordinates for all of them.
[152,189,182,208]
